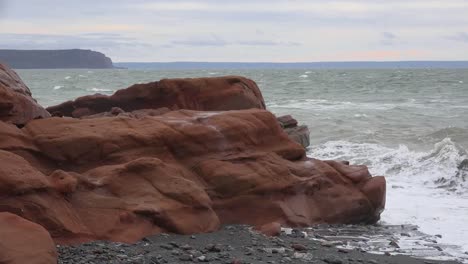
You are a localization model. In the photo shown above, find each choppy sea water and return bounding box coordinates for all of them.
[18,68,468,262]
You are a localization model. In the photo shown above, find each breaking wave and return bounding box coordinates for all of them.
[309,138,468,192]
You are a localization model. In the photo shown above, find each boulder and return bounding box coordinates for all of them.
[256,222,282,237]
[0,109,385,244]
[277,115,310,148]
[46,76,266,117]
[0,212,57,264]
[0,63,50,125]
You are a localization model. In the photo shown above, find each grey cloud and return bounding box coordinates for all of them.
[237,40,301,46]
[255,29,265,36]
[446,32,468,43]
[169,35,301,47]
[171,37,227,47]
[383,32,396,39]
[0,33,153,50]
[381,31,397,46]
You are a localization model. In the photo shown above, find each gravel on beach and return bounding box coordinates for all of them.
[58,225,462,264]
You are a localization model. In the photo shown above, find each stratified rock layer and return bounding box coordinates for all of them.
[0,109,385,245]
[0,212,57,264]
[0,63,50,125]
[46,76,266,117]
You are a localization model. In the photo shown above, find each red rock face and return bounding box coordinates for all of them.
[46,76,266,118]
[0,69,386,247]
[0,63,50,125]
[0,109,385,244]
[0,212,57,264]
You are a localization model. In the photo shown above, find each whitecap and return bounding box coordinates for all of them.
[299,74,308,78]
[305,71,312,74]
[459,81,464,84]
[309,138,468,259]
[53,85,63,90]
[87,88,113,92]
[78,74,86,78]
[267,99,396,111]
[354,113,368,118]
[64,76,71,80]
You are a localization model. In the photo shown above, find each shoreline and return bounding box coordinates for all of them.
[58,225,463,264]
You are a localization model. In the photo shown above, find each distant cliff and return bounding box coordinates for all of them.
[0,49,114,69]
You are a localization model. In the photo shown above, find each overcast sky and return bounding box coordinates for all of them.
[0,0,467,62]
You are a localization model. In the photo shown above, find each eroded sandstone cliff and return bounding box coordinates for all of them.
[0,63,385,263]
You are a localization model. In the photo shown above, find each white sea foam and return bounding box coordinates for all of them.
[267,99,399,111]
[309,138,468,260]
[87,88,113,92]
[64,76,71,80]
[299,74,308,78]
[53,85,63,90]
[353,113,368,118]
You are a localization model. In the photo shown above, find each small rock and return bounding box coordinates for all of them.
[181,244,192,251]
[323,256,343,264]
[321,242,334,247]
[171,249,182,255]
[160,244,173,250]
[389,240,400,248]
[188,249,202,257]
[434,246,443,251]
[291,243,307,252]
[169,241,179,248]
[206,243,222,252]
[337,248,349,253]
[257,222,282,237]
[197,255,208,262]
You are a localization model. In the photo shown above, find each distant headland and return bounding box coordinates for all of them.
[0,49,114,69]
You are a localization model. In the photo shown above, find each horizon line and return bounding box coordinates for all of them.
[114,60,468,63]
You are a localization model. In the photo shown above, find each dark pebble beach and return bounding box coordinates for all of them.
[57,225,462,264]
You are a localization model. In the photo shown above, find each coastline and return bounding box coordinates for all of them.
[58,225,463,264]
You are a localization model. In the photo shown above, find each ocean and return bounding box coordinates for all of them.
[17,68,468,263]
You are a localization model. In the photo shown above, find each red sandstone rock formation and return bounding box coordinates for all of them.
[0,63,50,125]
[0,66,385,251]
[277,115,310,148]
[0,109,385,245]
[0,212,57,264]
[46,76,266,118]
